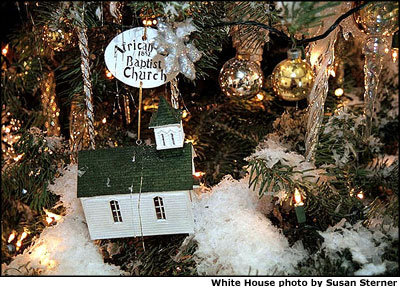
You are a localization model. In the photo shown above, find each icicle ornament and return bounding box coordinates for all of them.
[352,2,398,139]
[305,3,347,161]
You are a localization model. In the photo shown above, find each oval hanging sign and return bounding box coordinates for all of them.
[104,27,177,88]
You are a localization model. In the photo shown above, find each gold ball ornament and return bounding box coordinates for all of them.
[219,56,264,98]
[353,1,399,36]
[271,48,315,101]
[42,25,74,52]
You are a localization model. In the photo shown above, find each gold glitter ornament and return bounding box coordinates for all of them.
[42,24,74,52]
[353,1,399,36]
[219,56,263,98]
[271,48,315,101]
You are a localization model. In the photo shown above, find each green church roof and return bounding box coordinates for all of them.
[149,96,182,128]
[77,143,194,198]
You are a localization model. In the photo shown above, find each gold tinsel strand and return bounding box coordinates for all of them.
[69,98,90,163]
[123,95,131,125]
[40,71,61,137]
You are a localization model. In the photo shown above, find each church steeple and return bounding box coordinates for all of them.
[149,96,185,150]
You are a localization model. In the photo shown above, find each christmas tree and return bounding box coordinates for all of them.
[1,1,398,276]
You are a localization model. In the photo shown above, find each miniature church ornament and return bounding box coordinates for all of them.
[271,48,315,102]
[77,96,196,240]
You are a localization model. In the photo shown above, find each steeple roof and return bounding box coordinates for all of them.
[149,96,181,128]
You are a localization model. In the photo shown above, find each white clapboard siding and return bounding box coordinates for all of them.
[80,194,137,240]
[80,190,194,240]
[136,191,194,236]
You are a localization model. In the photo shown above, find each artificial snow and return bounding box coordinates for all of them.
[192,175,308,275]
[319,219,391,275]
[2,165,123,275]
[246,138,325,184]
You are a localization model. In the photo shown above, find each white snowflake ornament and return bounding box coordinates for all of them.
[150,19,202,80]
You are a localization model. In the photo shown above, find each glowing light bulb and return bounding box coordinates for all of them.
[392,48,398,63]
[194,171,205,178]
[2,44,9,56]
[293,188,304,206]
[357,191,364,200]
[20,231,28,241]
[105,69,114,79]
[182,110,188,118]
[44,209,62,225]
[102,118,107,124]
[256,93,264,101]
[329,68,336,77]
[334,88,344,97]
[8,231,16,243]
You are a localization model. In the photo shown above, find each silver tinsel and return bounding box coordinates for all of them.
[150,19,202,80]
[73,4,95,150]
[170,77,180,109]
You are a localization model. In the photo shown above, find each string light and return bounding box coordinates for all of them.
[105,69,114,79]
[44,209,62,225]
[194,171,205,178]
[182,110,188,118]
[7,231,16,243]
[334,88,344,97]
[356,191,364,200]
[256,92,264,101]
[2,44,9,56]
[143,104,158,111]
[293,188,306,224]
[15,230,29,251]
[14,153,24,162]
[293,188,304,207]
[142,18,158,27]
[391,48,398,63]
[384,47,390,54]
[102,118,107,124]
[2,113,22,162]
[20,231,28,241]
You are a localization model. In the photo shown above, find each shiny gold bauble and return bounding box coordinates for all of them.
[353,1,399,36]
[271,49,315,101]
[219,56,264,98]
[42,25,74,52]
